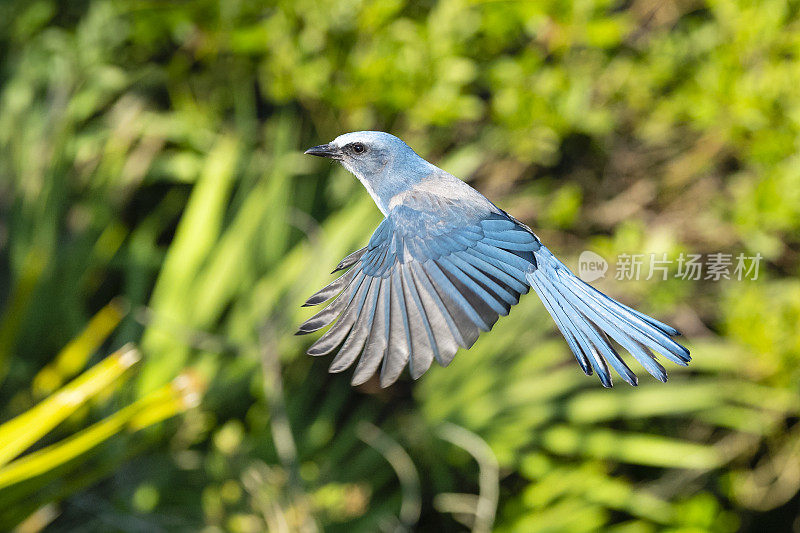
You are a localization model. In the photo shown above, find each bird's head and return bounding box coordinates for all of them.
[304,131,434,213]
[304,131,428,180]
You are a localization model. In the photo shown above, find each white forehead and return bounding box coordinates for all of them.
[331,131,409,150]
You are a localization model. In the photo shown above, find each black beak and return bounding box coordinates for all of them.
[304,143,341,159]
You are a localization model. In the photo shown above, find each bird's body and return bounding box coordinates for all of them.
[299,132,690,387]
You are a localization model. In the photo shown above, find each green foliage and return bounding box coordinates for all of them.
[1,0,799,530]
[0,307,202,529]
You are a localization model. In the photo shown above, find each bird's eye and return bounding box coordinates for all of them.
[351,142,366,154]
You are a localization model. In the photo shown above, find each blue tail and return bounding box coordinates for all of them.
[527,247,690,387]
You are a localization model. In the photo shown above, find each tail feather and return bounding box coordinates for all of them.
[528,247,690,387]
[529,275,594,377]
[533,272,634,386]
[559,269,689,365]
[532,274,608,381]
[546,268,665,382]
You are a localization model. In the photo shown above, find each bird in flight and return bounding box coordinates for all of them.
[298,132,690,388]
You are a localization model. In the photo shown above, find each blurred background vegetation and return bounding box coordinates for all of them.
[1,0,799,531]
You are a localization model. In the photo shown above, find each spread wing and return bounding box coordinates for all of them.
[297,200,541,387]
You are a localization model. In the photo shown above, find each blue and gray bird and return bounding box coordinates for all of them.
[298,132,690,388]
